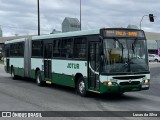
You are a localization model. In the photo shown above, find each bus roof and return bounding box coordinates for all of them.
[5,38,26,44]
[32,29,100,40]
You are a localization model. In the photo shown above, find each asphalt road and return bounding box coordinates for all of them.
[0,63,160,120]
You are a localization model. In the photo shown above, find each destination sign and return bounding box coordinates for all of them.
[103,30,145,38]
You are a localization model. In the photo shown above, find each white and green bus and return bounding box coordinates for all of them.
[4,28,150,96]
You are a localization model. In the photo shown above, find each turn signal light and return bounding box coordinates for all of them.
[103,82,108,86]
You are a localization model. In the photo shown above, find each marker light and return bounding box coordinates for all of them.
[103,82,108,86]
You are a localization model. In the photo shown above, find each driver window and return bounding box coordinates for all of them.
[109,40,122,63]
[110,48,121,63]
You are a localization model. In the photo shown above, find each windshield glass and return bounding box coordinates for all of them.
[102,38,149,74]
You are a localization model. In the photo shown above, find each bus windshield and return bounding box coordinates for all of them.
[102,38,149,74]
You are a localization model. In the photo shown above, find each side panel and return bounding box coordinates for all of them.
[52,60,87,76]
[31,58,43,70]
[52,59,87,87]
[31,58,43,79]
[24,38,31,77]
[10,58,24,68]
[10,58,24,77]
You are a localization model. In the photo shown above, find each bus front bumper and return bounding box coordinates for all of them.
[100,83,149,94]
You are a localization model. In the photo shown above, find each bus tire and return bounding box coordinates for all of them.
[77,77,87,97]
[11,67,17,80]
[154,59,158,62]
[111,92,124,96]
[36,71,45,86]
[116,92,124,95]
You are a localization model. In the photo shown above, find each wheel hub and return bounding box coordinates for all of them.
[79,81,85,94]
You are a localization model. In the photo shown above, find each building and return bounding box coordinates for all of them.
[0,26,2,37]
[145,32,160,54]
[127,25,160,54]
[62,17,80,32]
[50,29,61,34]
[0,35,34,60]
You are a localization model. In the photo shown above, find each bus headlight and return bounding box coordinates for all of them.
[143,79,149,84]
[108,82,112,86]
[103,81,112,86]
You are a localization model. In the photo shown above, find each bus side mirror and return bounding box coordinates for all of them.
[99,36,103,55]
[100,55,104,62]
[99,36,103,42]
[99,54,104,73]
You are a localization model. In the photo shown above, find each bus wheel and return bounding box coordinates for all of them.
[155,59,158,62]
[113,92,124,96]
[36,71,45,86]
[77,77,87,97]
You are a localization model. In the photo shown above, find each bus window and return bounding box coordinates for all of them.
[10,44,16,56]
[61,38,73,58]
[10,44,14,56]
[74,37,86,59]
[4,44,10,57]
[10,43,24,57]
[53,39,61,58]
[18,42,24,57]
[44,43,52,58]
[32,41,43,57]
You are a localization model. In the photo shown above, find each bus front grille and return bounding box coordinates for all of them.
[119,81,140,86]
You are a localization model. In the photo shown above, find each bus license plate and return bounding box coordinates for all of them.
[142,85,149,88]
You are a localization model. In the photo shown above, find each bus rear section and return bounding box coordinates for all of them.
[4,38,31,79]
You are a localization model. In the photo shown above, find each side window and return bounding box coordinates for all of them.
[10,44,14,56]
[53,39,61,58]
[74,37,86,59]
[44,43,52,58]
[10,43,17,56]
[61,38,73,58]
[10,42,24,57]
[18,42,24,56]
[5,44,10,57]
[32,41,43,57]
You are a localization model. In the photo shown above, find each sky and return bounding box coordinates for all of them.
[0,0,160,37]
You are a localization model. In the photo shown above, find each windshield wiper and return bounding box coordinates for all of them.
[113,37,124,62]
[131,38,138,54]
[113,37,124,48]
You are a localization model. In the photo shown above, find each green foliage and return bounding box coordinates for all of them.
[0,60,4,64]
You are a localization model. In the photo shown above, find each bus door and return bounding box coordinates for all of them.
[88,42,100,91]
[5,45,10,72]
[44,43,52,80]
[6,59,10,72]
